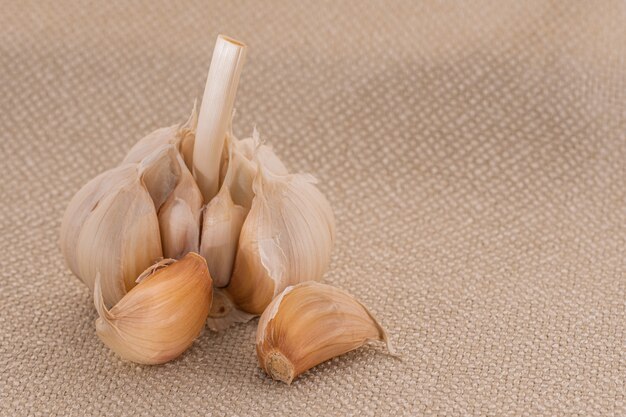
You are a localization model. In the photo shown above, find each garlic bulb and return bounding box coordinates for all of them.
[60,144,180,306]
[59,35,348,377]
[224,166,335,316]
[256,281,394,384]
[95,253,213,365]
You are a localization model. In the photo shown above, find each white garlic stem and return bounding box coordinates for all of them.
[193,35,247,202]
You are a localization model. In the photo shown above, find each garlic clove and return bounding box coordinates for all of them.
[60,145,181,306]
[77,176,163,305]
[224,166,335,316]
[199,188,245,287]
[256,281,394,384]
[200,131,246,287]
[94,252,213,365]
[60,165,136,278]
[158,155,203,259]
[139,144,182,210]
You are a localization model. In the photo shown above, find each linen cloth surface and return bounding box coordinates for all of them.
[1,1,625,416]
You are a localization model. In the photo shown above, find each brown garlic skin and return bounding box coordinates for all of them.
[256,281,394,384]
[94,253,213,365]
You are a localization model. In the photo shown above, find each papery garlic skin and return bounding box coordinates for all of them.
[95,253,213,365]
[225,168,335,315]
[60,145,180,306]
[225,130,288,211]
[123,104,197,171]
[256,282,394,384]
[122,124,181,165]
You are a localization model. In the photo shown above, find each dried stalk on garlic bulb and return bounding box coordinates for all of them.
[60,145,180,306]
[194,35,247,202]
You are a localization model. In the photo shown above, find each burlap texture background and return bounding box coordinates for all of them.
[1,1,625,416]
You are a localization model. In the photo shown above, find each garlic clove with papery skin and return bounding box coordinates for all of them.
[60,144,180,306]
[220,165,335,320]
[200,188,245,287]
[256,281,394,384]
[200,132,246,287]
[94,252,213,365]
[158,154,203,259]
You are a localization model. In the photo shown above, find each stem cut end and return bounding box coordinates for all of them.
[266,350,295,385]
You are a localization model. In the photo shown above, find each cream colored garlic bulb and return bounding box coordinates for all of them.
[223,165,335,317]
[60,144,180,306]
[256,281,394,384]
[95,253,213,365]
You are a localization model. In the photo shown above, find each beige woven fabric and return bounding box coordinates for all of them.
[2,1,626,416]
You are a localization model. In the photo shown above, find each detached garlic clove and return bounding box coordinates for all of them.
[256,281,394,384]
[60,145,180,306]
[95,252,213,365]
[224,166,335,316]
[158,155,203,259]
